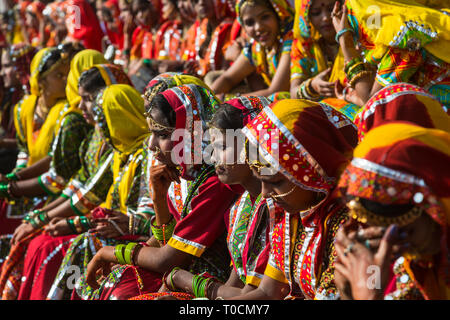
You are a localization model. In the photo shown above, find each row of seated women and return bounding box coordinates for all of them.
[2,0,448,109]
[0,0,448,300]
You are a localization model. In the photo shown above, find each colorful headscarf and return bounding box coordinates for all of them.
[29,47,51,96]
[159,84,221,179]
[66,49,108,108]
[346,0,450,65]
[93,84,149,213]
[90,64,132,87]
[14,47,69,165]
[355,83,450,141]
[223,96,271,126]
[293,0,318,40]
[8,43,37,91]
[243,99,357,196]
[236,0,294,35]
[64,0,104,52]
[290,0,346,84]
[93,84,148,155]
[338,122,450,299]
[143,72,219,112]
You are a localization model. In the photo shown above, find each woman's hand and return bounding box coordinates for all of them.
[182,60,199,76]
[91,210,129,238]
[334,223,403,300]
[10,222,35,245]
[331,1,351,34]
[45,217,73,237]
[85,246,116,289]
[310,68,336,97]
[150,165,180,199]
[334,81,364,106]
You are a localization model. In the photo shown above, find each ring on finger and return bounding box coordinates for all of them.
[364,239,371,250]
[356,228,365,241]
[344,242,354,256]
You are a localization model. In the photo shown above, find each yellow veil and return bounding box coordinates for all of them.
[97,84,149,213]
[14,48,69,166]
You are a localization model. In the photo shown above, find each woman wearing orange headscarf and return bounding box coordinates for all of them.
[335,122,450,300]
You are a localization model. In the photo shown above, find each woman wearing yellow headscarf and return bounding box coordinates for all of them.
[0,47,70,236]
[47,84,151,300]
[35,50,107,198]
[332,0,450,108]
[290,0,347,101]
[0,65,133,301]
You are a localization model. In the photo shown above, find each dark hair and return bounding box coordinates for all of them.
[149,93,176,128]
[39,49,64,75]
[210,103,246,130]
[346,196,415,217]
[78,67,106,96]
[57,42,85,60]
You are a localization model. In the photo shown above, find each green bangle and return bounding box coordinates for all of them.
[114,244,127,265]
[79,216,92,231]
[5,173,18,181]
[335,28,354,43]
[66,218,78,233]
[169,267,180,291]
[123,242,138,265]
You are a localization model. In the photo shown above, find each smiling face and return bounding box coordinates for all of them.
[240,2,279,49]
[309,0,338,43]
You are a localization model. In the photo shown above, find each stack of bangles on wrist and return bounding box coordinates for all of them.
[192,273,214,299]
[296,78,320,100]
[114,242,143,265]
[150,216,176,245]
[344,57,372,88]
[23,210,50,229]
[66,216,92,234]
[162,267,181,292]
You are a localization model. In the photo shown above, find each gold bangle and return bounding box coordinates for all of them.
[73,216,83,233]
[349,71,372,88]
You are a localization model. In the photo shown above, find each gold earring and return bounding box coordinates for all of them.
[270,185,297,200]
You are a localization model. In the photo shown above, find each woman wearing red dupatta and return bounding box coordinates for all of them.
[335,122,450,300]
[64,0,103,52]
[129,96,273,300]
[82,84,240,300]
[228,99,357,300]
[354,83,450,142]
